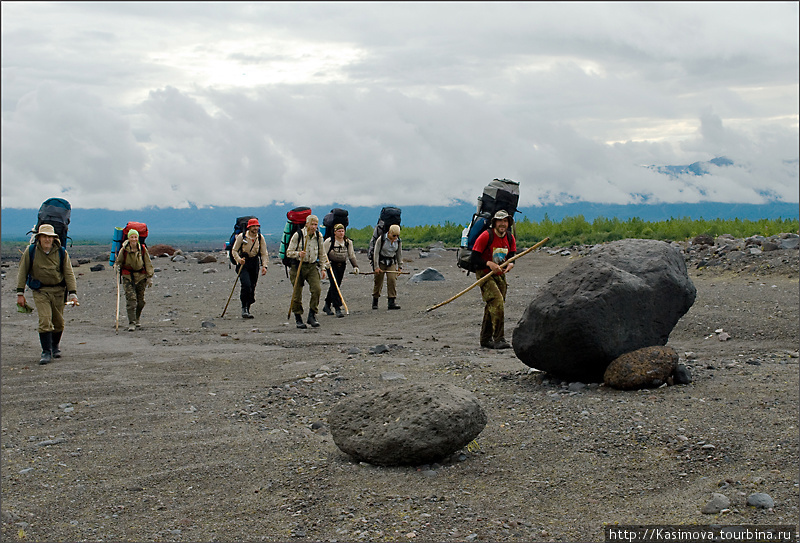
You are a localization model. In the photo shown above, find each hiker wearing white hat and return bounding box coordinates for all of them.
[16,224,79,364]
[371,223,403,310]
[469,210,517,349]
[116,227,155,330]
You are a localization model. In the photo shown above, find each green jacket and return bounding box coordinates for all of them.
[16,239,77,294]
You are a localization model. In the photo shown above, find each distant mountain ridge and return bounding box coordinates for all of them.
[2,201,797,242]
[646,156,735,177]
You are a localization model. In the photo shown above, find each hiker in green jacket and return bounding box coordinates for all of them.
[16,224,79,365]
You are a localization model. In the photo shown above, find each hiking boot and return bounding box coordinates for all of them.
[372,297,379,310]
[322,303,334,316]
[480,340,494,349]
[295,314,307,329]
[388,298,401,310]
[135,322,141,328]
[307,311,320,328]
[128,324,136,332]
[38,332,52,365]
[51,331,62,359]
[493,339,512,350]
[335,307,344,318]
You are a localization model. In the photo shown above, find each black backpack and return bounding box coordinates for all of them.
[457,179,518,274]
[322,208,349,240]
[225,216,257,267]
[28,198,71,248]
[367,206,402,264]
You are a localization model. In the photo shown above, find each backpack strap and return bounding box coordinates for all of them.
[27,244,66,284]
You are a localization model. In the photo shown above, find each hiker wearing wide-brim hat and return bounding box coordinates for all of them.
[322,224,359,318]
[16,224,79,365]
[116,228,155,331]
[231,217,269,319]
[469,209,516,349]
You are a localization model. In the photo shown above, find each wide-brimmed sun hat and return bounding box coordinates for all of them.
[492,210,510,222]
[36,224,59,238]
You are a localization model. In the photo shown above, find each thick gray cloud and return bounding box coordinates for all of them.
[1,2,797,210]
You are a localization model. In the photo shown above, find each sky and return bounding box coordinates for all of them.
[2,2,798,211]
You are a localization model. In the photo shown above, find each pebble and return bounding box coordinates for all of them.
[702,493,730,514]
[370,344,390,354]
[380,372,406,381]
[746,492,775,509]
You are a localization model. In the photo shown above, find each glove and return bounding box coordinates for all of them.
[353,267,360,275]
[146,278,153,288]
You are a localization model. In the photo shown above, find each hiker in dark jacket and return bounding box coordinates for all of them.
[470,210,516,349]
[322,224,359,317]
[16,224,79,364]
[371,224,403,310]
[116,228,155,331]
[231,218,269,319]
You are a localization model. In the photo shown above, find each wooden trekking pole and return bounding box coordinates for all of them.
[426,237,550,313]
[287,234,308,320]
[220,262,246,318]
[328,267,349,315]
[114,263,121,333]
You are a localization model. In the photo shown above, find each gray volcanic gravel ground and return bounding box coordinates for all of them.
[1,244,798,542]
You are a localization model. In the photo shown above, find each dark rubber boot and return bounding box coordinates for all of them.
[307,311,320,328]
[335,307,344,318]
[39,332,53,365]
[372,297,379,310]
[388,298,401,310]
[295,314,307,329]
[51,331,63,359]
[322,303,333,316]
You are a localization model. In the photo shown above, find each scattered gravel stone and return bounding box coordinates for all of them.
[746,493,775,509]
[702,493,731,514]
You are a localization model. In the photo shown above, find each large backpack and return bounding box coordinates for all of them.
[457,179,518,274]
[279,207,312,275]
[322,208,349,240]
[225,216,256,266]
[367,206,402,264]
[478,178,519,217]
[123,221,149,245]
[28,198,71,248]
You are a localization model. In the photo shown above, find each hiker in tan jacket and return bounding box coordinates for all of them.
[231,218,269,319]
[116,228,155,331]
[286,214,330,328]
[16,224,78,364]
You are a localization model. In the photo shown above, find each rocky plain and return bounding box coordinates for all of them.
[1,233,798,542]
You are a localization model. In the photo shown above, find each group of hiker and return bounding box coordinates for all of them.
[17,203,520,366]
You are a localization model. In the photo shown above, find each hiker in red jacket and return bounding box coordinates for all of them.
[470,210,516,349]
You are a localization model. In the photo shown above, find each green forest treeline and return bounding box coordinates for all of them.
[347,215,800,249]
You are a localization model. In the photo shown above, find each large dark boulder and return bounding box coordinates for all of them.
[512,239,696,382]
[328,383,486,466]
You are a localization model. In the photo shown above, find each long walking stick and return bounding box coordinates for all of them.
[328,267,349,315]
[287,235,308,320]
[426,237,549,312]
[220,262,245,318]
[115,264,121,333]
